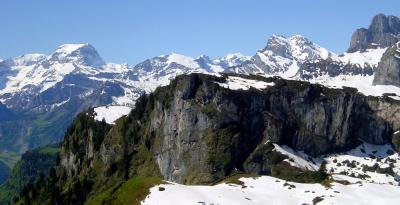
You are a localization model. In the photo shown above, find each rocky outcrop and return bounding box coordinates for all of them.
[58,74,400,185]
[348,14,400,52]
[373,42,400,86]
[298,58,374,80]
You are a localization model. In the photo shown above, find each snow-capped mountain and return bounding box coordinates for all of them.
[230,34,387,79]
[0,44,106,96]
[0,44,122,111]
[226,35,333,77]
[124,52,249,94]
[0,45,249,111]
[49,43,105,67]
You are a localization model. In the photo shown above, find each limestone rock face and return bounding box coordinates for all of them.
[348,14,400,52]
[373,43,400,86]
[298,58,374,80]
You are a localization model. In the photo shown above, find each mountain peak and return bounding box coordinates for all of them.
[267,34,310,44]
[164,53,200,68]
[369,14,400,33]
[264,35,312,52]
[262,34,330,61]
[195,54,211,60]
[55,43,90,53]
[49,43,105,67]
[348,14,400,52]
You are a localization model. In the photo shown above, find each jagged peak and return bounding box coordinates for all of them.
[263,34,315,52]
[261,34,331,61]
[348,14,400,52]
[267,34,311,44]
[194,54,213,64]
[369,14,400,32]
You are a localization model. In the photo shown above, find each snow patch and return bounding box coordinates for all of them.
[216,76,274,91]
[55,44,88,54]
[273,142,400,185]
[308,74,400,98]
[93,106,131,124]
[273,144,320,171]
[52,98,70,108]
[335,48,386,67]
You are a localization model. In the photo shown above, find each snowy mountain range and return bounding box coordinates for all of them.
[0,44,249,110]
[0,36,394,112]
[0,14,400,154]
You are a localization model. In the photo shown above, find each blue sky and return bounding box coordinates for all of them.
[1,0,399,64]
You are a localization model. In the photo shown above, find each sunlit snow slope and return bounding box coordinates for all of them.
[142,175,400,205]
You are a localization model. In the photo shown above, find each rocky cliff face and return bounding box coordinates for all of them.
[298,58,374,80]
[373,42,400,86]
[59,74,400,185]
[348,14,400,52]
[18,73,400,204]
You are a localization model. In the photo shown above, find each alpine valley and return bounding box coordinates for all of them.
[1,14,400,205]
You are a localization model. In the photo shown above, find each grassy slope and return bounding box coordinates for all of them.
[85,177,162,205]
